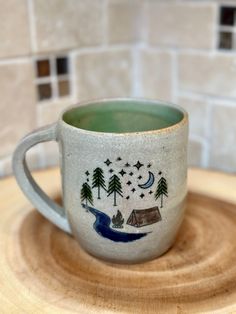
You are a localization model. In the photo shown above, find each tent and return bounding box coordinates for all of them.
[126,206,162,228]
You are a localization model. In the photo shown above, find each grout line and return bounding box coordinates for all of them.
[171,50,178,103]
[212,2,219,52]
[140,0,149,45]
[50,55,58,99]
[0,160,4,178]
[39,141,46,168]
[35,106,45,168]
[70,50,79,103]
[178,90,211,101]
[131,45,142,97]
[189,134,205,144]
[139,45,236,56]
[149,46,216,56]
[0,44,135,64]
[27,0,37,53]
[0,154,13,177]
[218,25,236,32]
[1,43,236,65]
[1,35,236,64]
[173,1,217,8]
[202,101,213,168]
[35,102,41,128]
[188,135,208,169]
[103,0,109,47]
[35,74,69,84]
[75,44,134,55]
[35,76,57,84]
[0,153,12,162]
[0,57,31,65]
[178,89,236,106]
[200,139,209,169]
[30,145,44,170]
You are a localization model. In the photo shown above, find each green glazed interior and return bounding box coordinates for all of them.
[62,100,184,133]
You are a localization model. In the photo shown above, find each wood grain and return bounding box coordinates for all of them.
[0,168,236,313]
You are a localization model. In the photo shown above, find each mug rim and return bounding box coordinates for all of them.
[59,97,188,136]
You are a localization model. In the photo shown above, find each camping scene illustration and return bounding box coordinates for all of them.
[80,157,168,243]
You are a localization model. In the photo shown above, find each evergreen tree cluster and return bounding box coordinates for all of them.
[80,166,168,209]
[80,167,123,206]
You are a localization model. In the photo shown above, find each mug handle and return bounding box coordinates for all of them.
[12,123,71,234]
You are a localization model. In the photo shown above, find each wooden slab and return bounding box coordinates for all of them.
[1,168,236,313]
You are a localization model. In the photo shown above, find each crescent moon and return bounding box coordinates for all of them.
[138,171,155,189]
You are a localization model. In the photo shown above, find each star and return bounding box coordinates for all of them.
[109,169,114,173]
[159,171,162,175]
[140,193,145,198]
[85,170,90,176]
[134,161,144,170]
[129,171,133,176]
[131,188,136,193]
[149,190,153,194]
[117,157,122,161]
[126,181,132,186]
[125,162,130,167]
[126,196,130,200]
[119,169,126,176]
[147,163,152,168]
[104,158,112,166]
[138,175,142,180]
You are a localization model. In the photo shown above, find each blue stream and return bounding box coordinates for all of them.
[82,204,148,243]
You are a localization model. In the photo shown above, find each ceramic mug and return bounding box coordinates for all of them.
[13,98,188,264]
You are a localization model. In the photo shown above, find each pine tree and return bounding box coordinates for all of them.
[155,177,168,208]
[92,167,106,199]
[112,210,124,228]
[81,182,93,207]
[107,174,123,206]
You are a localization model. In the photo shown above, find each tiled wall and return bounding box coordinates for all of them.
[1,0,236,177]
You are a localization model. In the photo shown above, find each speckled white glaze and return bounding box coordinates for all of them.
[13,98,188,264]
